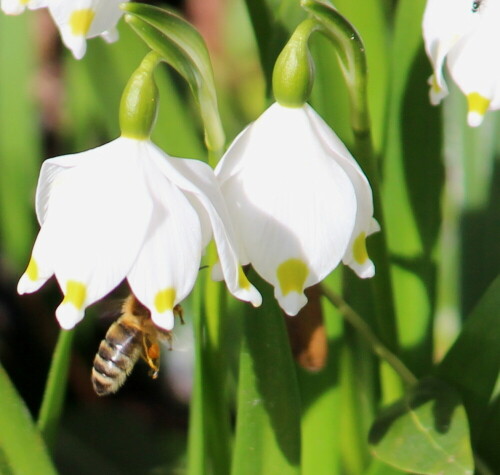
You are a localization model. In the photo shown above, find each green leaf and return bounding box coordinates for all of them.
[381,0,442,373]
[0,14,41,270]
[0,364,57,474]
[232,274,301,475]
[298,279,344,475]
[122,3,224,152]
[369,377,474,475]
[436,275,500,442]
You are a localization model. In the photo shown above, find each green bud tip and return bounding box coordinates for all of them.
[120,52,161,140]
[272,19,316,108]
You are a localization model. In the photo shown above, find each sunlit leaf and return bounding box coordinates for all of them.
[0,364,56,474]
[369,377,474,475]
[381,0,442,374]
[232,274,301,475]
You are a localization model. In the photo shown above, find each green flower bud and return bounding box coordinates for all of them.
[272,19,316,108]
[120,52,161,140]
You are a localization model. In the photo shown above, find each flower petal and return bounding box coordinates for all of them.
[44,138,153,328]
[127,159,203,331]
[217,103,357,314]
[1,0,46,15]
[422,0,477,103]
[304,105,378,277]
[146,143,262,307]
[447,23,500,126]
[17,222,56,294]
[47,0,125,59]
[36,151,87,225]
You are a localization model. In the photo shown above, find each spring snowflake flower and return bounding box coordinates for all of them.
[423,0,500,126]
[215,102,378,316]
[18,137,261,330]
[1,0,128,59]
[1,0,46,15]
[48,0,128,59]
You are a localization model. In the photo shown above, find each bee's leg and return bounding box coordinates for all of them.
[142,335,161,379]
[173,304,185,325]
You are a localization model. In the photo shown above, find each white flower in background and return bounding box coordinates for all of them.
[215,103,378,316]
[1,0,128,59]
[18,137,261,330]
[1,0,46,15]
[423,0,500,126]
[47,0,128,59]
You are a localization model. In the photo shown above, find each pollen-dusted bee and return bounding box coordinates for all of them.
[91,294,183,396]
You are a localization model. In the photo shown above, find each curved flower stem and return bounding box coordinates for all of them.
[37,329,75,449]
[301,0,399,354]
[321,285,417,386]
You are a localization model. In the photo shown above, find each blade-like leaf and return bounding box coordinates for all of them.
[0,364,56,474]
[436,274,500,442]
[369,377,474,475]
[232,274,301,475]
[0,14,40,270]
[380,0,442,374]
[122,3,224,152]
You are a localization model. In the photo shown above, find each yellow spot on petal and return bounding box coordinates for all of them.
[154,288,176,314]
[238,267,251,290]
[467,92,490,118]
[430,75,441,93]
[69,9,95,36]
[26,258,39,281]
[21,0,30,5]
[276,259,309,296]
[353,232,369,265]
[62,281,87,310]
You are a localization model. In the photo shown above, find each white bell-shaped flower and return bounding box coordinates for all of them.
[1,0,46,15]
[47,0,127,59]
[215,103,378,316]
[423,0,500,126]
[1,0,127,59]
[18,137,261,330]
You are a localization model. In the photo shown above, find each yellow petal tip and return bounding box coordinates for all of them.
[154,288,176,314]
[276,258,309,296]
[353,232,369,265]
[69,9,95,35]
[62,280,87,310]
[26,257,39,281]
[467,93,490,127]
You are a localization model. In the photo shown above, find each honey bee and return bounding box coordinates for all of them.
[91,294,183,396]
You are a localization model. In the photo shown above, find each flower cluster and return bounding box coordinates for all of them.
[18,136,262,330]
[1,0,126,59]
[423,0,500,126]
[18,100,378,328]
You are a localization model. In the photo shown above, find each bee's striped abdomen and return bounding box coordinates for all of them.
[91,321,142,396]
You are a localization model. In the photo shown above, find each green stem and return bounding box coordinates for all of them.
[202,244,232,475]
[37,329,75,449]
[321,285,417,386]
[188,148,232,474]
[187,281,206,474]
[302,0,399,353]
